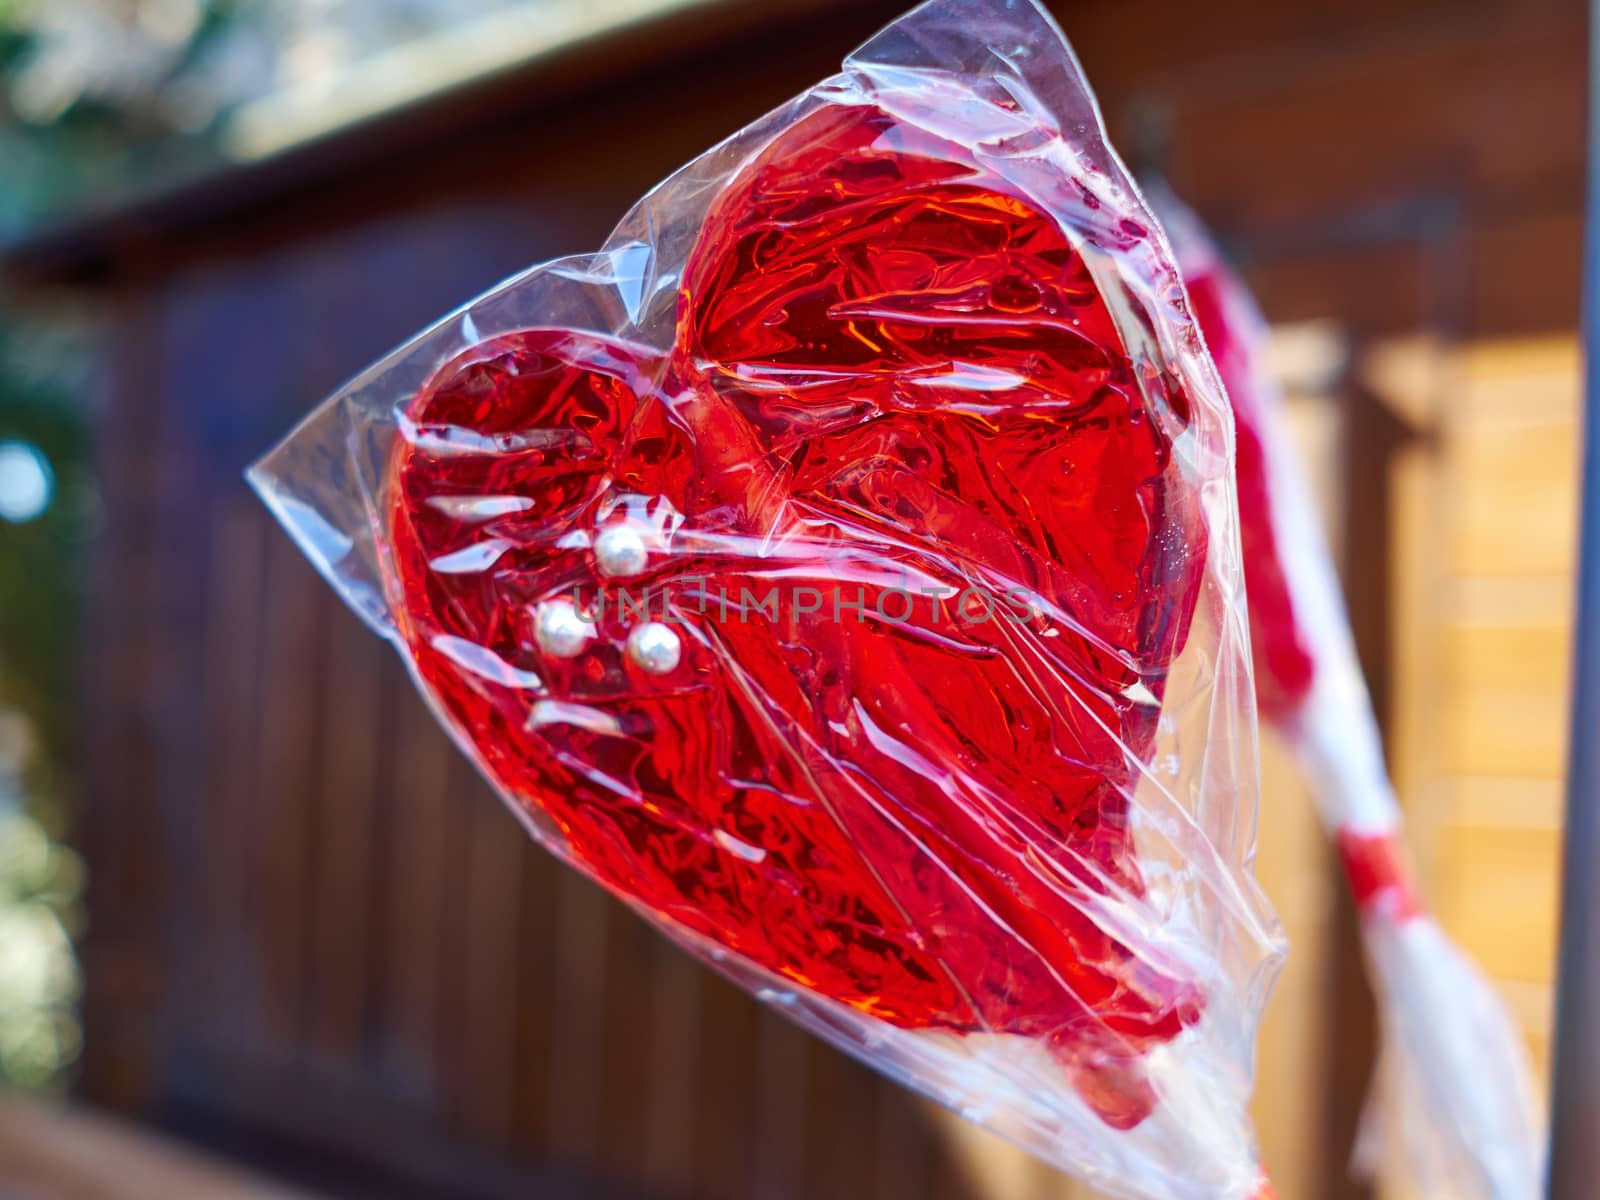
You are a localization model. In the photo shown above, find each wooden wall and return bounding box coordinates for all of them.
[1377,333,1580,1196]
[11,0,1585,1197]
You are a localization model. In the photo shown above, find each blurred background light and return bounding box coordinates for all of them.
[0,441,53,524]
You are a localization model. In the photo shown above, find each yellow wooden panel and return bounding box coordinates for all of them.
[1524,1031,1552,1089]
[1375,333,1574,1197]
[1445,421,1578,577]
[1433,823,1562,984]
[1457,336,1581,424]
[1452,574,1573,627]
[1498,977,1556,1050]
[1458,334,1579,375]
[1441,621,1571,697]
[1439,775,1564,832]
[1440,678,1568,778]
[1250,731,1335,1198]
[1389,437,1451,806]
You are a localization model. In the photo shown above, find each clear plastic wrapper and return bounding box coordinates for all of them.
[1151,184,1543,1200]
[250,4,1284,1197]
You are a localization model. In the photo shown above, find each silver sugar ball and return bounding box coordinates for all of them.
[533,598,592,659]
[626,621,682,675]
[593,523,649,578]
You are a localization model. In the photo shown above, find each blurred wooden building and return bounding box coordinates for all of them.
[0,1,1584,1198]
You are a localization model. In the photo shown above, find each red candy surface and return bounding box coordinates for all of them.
[386,104,1208,1127]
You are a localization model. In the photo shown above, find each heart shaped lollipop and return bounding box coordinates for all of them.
[254,3,1284,1195]
[388,100,1208,1130]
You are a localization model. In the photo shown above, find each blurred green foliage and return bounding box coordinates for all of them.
[0,320,91,1091]
[0,804,85,1091]
[0,1,229,242]
[0,4,114,1091]
[0,324,92,787]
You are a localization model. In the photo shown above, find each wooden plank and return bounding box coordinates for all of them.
[1439,775,1565,831]
[801,1041,878,1200]
[872,1084,940,1200]
[509,833,563,1153]
[445,768,527,1146]
[1440,677,1568,778]
[1433,822,1562,984]
[1446,421,1578,577]
[692,976,760,1197]
[1250,732,1336,1198]
[1457,335,1582,402]
[371,676,456,1107]
[1441,621,1571,697]
[543,870,612,1165]
[431,755,478,1140]
[74,285,169,1111]
[1453,574,1575,627]
[1380,333,1574,1195]
[1387,417,1451,813]
[253,528,328,1054]
[596,905,660,1182]
[749,1006,811,1200]
[639,934,705,1194]
[303,601,384,1067]
[201,500,271,1048]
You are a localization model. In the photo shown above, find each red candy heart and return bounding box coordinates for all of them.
[386,102,1208,1129]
